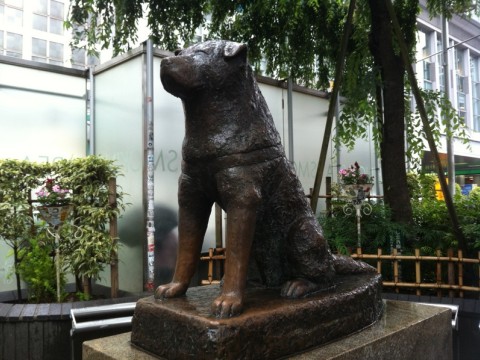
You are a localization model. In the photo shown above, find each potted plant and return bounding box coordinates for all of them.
[338,162,374,197]
[35,177,73,227]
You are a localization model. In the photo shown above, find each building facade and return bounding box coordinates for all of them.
[0,0,85,68]
[415,1,480,189]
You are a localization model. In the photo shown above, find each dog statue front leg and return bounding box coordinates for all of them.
[155,199,212,299]
[211,206,257,318]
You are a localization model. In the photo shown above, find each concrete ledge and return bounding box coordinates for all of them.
[83,299,452,360]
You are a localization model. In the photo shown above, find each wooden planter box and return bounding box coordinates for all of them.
[0,293,145,360]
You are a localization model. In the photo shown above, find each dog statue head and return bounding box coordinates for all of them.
[160,40,248,100]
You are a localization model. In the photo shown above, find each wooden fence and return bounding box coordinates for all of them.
[200,247,480,298]
[352,247,480,298]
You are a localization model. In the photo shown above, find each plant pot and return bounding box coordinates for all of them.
[343,183,373,198]
[37,205,73,226]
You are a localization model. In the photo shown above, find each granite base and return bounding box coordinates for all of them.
[83,299,452,360]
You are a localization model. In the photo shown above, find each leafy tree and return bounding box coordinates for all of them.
[52,156,128,298]
[0,160,43,301]
[67,0,472,227]
[0,157,127,301]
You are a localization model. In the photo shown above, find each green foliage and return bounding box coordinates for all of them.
[405,88,470,171]
[320,200,409,255]
[0,160,43,245]
[0,159,44,300]
[323,176,480,256]
[52,157,127,283]
[407,172,437,200]
[66,0,474,227]
[17,236,65,303]
[66,0,347,89]
[0,156,127,300]
[426,0,477,19]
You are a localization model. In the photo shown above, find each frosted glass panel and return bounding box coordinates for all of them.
[94,56,144,293]
[291,91,329,191]
[0,63,86,161]
[0,63,86,290]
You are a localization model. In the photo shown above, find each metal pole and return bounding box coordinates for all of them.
[287,78,294,162]
[335,94,341,180]
[442,14,455,195]
[88,66,95,155]
[55,230,61,302]
[144,39,155,291]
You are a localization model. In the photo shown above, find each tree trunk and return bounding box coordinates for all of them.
[14,244,23,301]
[368,0,413,226]
[83,276,92,298]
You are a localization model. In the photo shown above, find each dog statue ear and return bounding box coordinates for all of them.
[224,42,247,61]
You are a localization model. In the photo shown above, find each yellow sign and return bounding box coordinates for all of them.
[434,180,448,200]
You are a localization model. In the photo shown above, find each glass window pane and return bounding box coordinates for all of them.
[0,6,4,27]
[32,37,46,56]
[34,0,47,14]
[5,0,22,7]
[32,55,47,63]
[50,0,63,18]
[32,13,47,31]
[49,17,63,35]
[6,32,21,52]
[6,7,22,27]
[49,41,63,60]
[6,50,21,57]
[72,47,85,66]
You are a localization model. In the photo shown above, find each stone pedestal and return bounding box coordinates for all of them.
[83,299,452,360]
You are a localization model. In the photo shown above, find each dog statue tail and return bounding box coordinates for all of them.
[332,254,377,274]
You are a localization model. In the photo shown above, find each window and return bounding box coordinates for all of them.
[49,41,63,65]
[5,0,23,7]
[50,0,63,18]
[5,5,22,27]
[0,30,4,55]
[471,57,480,132]
[49,17,63,35]
[437,33,445,93]
[0,5,4,27]
[32,0,64,35]
[456,47,467,120]
[32,37,47,63]
[31,38,64,65]
[32,14,47,31]
[34,0,47,14]
[71,47,86,69]
[416,31,434,90]
[6,31,22,57]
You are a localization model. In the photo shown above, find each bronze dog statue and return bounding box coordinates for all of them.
[155,40,372,318]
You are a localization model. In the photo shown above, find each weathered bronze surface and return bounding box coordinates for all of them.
[133,273,384,359]
[154,39,376,318]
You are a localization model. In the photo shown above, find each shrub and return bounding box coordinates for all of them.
[17,235,65,303]
[0,156,127,301]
